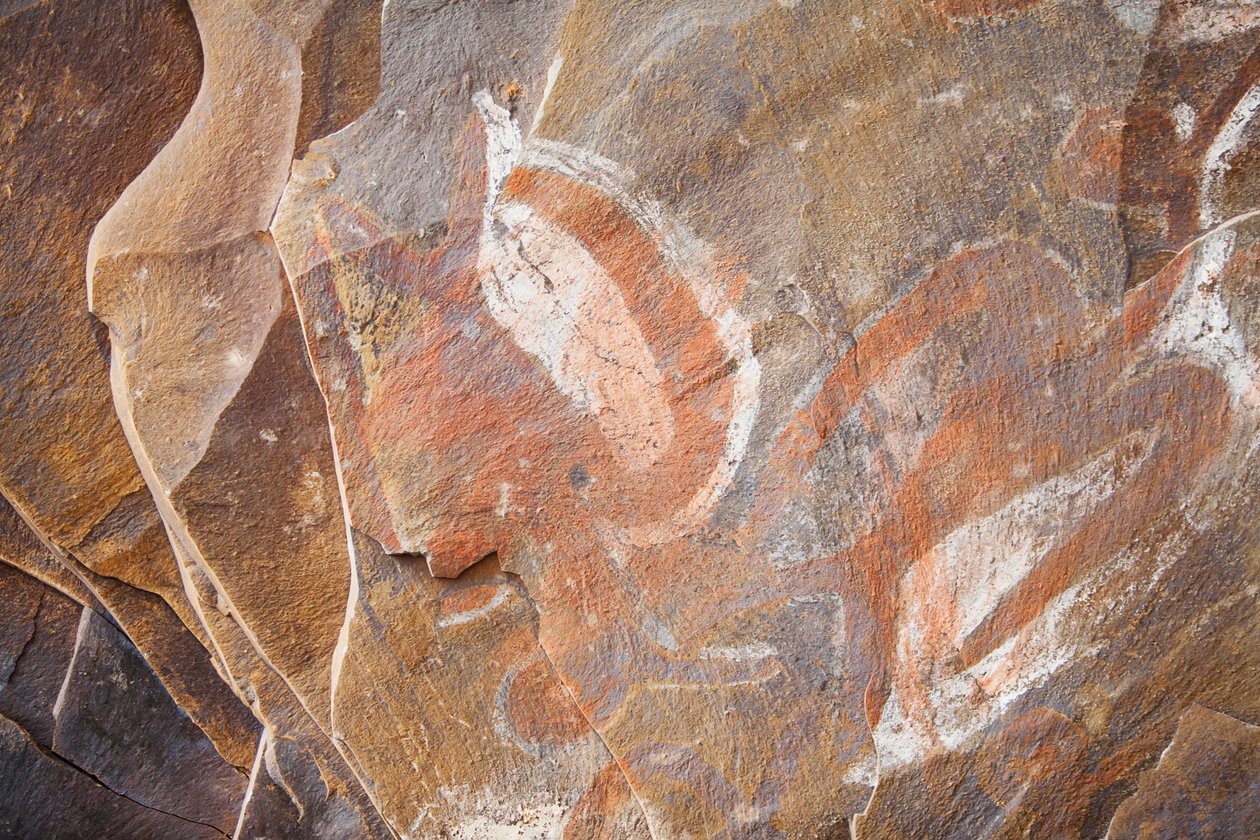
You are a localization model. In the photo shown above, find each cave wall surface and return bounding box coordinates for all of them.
[1,0,1259,837]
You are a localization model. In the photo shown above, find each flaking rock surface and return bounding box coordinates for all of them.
[1,0,1258,837]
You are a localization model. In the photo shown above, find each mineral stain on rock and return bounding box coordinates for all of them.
[1,0,1259,837]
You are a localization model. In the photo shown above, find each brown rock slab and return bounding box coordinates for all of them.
[0,496,262,775]
[1108,704,1260,839]
[87,0,379,742]
[51,609,245,833]
[0,713,226,840]
[85,3,393,832]
[0,0,262,774]
[0,563,81,747]
[3,0,1260,835]
[0,499,95,609]
[0,565,243,838]
[0,0,196,547]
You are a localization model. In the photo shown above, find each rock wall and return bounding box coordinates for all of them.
[1,0,1258,837]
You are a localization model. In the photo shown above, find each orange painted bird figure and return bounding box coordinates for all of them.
[748,234,1241,729]
[289,88,1256,827]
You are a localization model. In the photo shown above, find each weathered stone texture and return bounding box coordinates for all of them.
[1,0,1259,837]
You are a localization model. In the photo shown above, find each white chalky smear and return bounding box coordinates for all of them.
[481,199,675,469]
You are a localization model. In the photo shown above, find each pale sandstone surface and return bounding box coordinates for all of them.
[2,0,1259,837]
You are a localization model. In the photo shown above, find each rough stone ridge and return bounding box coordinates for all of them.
[1,0,1258,837]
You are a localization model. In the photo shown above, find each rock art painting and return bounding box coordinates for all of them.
[1,0,1258,837]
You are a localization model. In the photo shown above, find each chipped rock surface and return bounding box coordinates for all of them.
[1,0,1259,837]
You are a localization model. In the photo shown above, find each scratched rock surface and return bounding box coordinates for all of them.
[3,0,1260,837]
